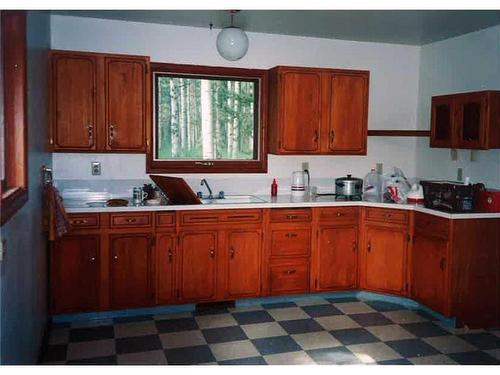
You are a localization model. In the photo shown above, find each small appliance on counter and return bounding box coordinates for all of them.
[475,189,500,212]
[406,183,425,204]
[291,170,309,197]
[335,174,363,200]
[420,180,485,213]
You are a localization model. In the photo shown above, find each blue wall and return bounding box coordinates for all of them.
[0,11,51,364]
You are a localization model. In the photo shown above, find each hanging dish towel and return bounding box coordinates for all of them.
[44,184,70,241]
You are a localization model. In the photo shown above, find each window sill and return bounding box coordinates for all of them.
[1,187,28,225]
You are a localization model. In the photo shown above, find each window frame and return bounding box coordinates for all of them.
[1,11,28,225]
[147,63,268,174]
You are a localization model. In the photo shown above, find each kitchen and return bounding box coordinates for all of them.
[1,4,500,367]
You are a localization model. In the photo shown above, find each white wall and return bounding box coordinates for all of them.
[415,26,500,188]
[50,15,421,191]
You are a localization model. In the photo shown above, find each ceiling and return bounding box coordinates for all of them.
[50,10,500,45]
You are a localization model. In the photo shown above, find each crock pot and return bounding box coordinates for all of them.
[335,174,363,197]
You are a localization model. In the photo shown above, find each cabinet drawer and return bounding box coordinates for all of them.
[270,208,312,223]
[318,207,359,222]
[365,208,408,225]
[181,211,221,225]
[271,229,311,257]
[110,213,152,228]
[220,209,262,224]
[414,212,450,239]
[68,214,99,229]
[156,212,176,227]
[270,260,309,294]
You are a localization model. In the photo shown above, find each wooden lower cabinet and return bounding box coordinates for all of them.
[317,225,358,290]
[363,225,407,295]
[411,234,448,314]
[269,259,310,294]
[225,230,261,298]
[156,233,176,304]
[178,231,217,302]
[109,233,154,309]
[51,235,100,313]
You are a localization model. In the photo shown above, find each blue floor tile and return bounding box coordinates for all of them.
[69,326,114,342]
[219,356,267,365]
[252,335,302,355]
[261,302,297,309]
[377,358,412,365]
[401,322,451,338]
[202,326,248,344]
[365,300,408,312]
[301,304,343,318]
[67,355,117,365]
[115,334,162,354]
[457,332,500,350]
[164,345,216,364]
[349,312,394,327]
[326,297,360,303]
[307,346,362,365]
[386,338,440,358]
[113,315,153,323]
[279,319,324,335]
[232,310,274,325]
[330,328,379,345]
[155,317,199,333]
[448,351,500,365]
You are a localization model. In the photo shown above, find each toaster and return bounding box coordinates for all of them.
[475,189,500,213]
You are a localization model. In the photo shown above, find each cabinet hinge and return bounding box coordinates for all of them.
[314,279,318,289]
[177,236,180,246]
[407,234,411,242]
[176,289,180,299]
[49,137,54,145]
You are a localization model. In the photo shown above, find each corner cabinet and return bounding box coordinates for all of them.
[430,90,500,149]
[268,66,369,155]
[49,50,150,152]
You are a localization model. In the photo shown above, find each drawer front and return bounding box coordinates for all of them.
[270,208,312,223]
[414,212,450,238]
[271,229,311,257]
[181,211,221,225]
[318,207,359,222]
[156,212,175,227]
[110,213,152,228]
[68,214,99,229]
[220,209,262,224]
[270,261,309,294]
[365,207,408,225]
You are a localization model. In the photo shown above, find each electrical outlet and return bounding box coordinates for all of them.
[91,161,101,176]
[457,167,463,182]
[302,162,309,172]
[375,163,383,175]
[450,149,458,161]
[0,239,5,262]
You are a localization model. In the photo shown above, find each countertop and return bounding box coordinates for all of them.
[63,194,500,220]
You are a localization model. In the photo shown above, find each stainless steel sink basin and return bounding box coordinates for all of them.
[201,195,267,205]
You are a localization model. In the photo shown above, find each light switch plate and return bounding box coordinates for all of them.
[457,167,463,181]
[91,161,101,176]
[375,163,383,175]
[451,149,458,161]
[301,162,309,172]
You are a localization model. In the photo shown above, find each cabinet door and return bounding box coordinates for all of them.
[51,54,97,150]
[430,96,454,148]
[411,234,448,314]
[179,231,217,301]
[110,233,153,308]
[364,226,406,294]
[280,71,321,152]
[317,226,358,290]
[455,93,487,149]
[156,233,176,304]
[105,57,147,151]
[326,73,368,154]
[51,236,100,313]
[226,230,261,298]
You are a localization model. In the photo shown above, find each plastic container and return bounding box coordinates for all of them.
[363,168,382,202]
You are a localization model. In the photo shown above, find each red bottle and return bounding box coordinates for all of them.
[271,178,278,196]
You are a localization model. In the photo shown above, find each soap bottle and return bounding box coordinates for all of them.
[271,178,278,197]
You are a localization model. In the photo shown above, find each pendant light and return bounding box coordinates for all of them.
[216,10,249,61]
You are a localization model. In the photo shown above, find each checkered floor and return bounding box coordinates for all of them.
[40,296,500,365]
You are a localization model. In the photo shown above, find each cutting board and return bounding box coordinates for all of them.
[150,175,202,205]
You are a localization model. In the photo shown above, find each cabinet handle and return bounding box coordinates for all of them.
[87,124,93,144]
[330,130,335,144]
[284,269,296,275]
[286,214,298,220]
[384,213,392,218]
[440,257,446,271]
[336,212,345,217]
[210,248,215,258]
[367,242,372,252]
[352,241,357,252]
[230,247,235,259]
[227,215,255,220]
[126,218,137,223]
[109,124,115,145]
[285,232,298,238]
[113,254,118,261]
[72,219,88,225]
[168,248,173,263]
[313,130,319,143]
[90,256,96,263]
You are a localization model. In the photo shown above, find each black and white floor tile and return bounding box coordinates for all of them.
[40,296,500,365]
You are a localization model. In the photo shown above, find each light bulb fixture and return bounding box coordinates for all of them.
[216,10,249,61]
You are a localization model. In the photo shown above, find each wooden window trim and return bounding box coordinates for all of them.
[1,11,28,225]
[147,63,268,174]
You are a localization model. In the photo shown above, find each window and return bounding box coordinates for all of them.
[1,11,28,225]
[147,63,268,173]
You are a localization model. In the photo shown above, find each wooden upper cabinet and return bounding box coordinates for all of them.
[51,235,100,313]
[325,73,368,154]
[268,66,369,155]
[51,54,97,150]
[430,90,500,149]
[49,50,149,153]
[105,58,147,151]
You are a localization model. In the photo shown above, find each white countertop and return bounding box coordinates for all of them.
[64,194,500,220]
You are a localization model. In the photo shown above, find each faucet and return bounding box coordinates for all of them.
[200,178,213,199]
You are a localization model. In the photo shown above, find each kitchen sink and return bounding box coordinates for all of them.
[201,195,267,205]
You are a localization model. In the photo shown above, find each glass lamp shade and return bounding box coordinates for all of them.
[216,26,249,61]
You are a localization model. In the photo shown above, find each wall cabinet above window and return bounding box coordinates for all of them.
[48,50,150,152]
[430,90,500,149]
[268,66,369,155]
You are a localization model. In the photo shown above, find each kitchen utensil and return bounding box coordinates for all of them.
[132,187,148,206]
[335,174,363,198]
[106,198,129,207]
